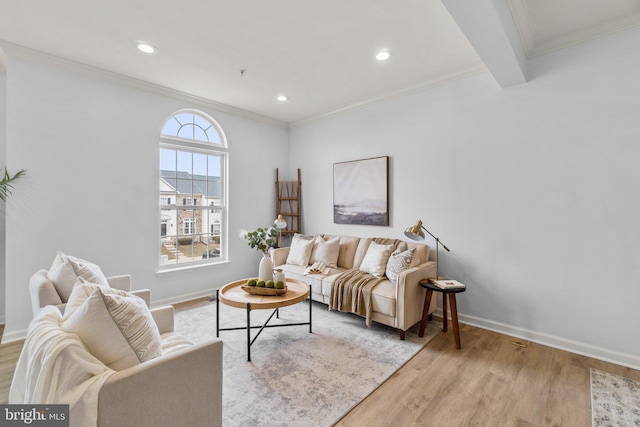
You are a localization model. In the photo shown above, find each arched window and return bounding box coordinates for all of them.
[159,109,227,267]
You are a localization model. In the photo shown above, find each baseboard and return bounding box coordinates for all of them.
[150,288,218,308]
[432,309,640,371]
[1,327,27,344]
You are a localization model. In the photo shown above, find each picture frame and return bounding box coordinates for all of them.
[333,156,389,226]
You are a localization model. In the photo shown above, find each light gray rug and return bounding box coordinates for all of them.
[174,299,440,427]
[591,368,640,426]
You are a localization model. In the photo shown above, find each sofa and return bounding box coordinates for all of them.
[15,283,223,427]
[271,234,437,339]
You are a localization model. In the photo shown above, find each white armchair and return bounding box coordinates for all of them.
[11,304,223,427]
[97,306,223,427]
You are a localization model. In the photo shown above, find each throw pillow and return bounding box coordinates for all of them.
[47,251,109,302]
[62,288,162,371]
[359,242,394,278]
[385,248,420,285]
[64,277,120,318]
[395,241,408,253]
[310,236,340,268]
[286,234,315,267]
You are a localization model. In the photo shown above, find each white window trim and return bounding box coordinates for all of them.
[158,109,229,272]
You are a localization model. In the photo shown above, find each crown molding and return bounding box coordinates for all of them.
[0,40,288,129]
[507,0,640,58]
[289,64,487,128]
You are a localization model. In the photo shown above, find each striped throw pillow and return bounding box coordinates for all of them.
[62,288,162,371]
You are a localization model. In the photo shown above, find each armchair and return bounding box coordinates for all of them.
[29,269,151,316]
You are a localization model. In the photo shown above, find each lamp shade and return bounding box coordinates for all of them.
[404,220,425,241]
[274,214,287,229]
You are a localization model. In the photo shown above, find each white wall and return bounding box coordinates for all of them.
[289,28,640,366]
[2,54,289,339]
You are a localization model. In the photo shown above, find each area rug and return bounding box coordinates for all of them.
[174,299,440,427]
[590,368,640,426]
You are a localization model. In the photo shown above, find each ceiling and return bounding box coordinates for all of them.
[1,0,639,125]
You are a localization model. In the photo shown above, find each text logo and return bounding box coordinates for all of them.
[0,405,69,426]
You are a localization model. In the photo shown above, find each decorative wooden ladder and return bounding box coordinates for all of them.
[275,168,302,245]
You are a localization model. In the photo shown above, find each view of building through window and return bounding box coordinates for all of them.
[159,110,227,267]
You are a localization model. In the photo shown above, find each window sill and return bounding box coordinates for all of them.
[156,259,231,275]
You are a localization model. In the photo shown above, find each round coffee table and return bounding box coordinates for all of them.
[216,278,311,361]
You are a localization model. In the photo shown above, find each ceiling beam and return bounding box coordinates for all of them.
[442,0,528,87]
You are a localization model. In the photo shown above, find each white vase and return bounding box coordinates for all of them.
[259,253,274,281]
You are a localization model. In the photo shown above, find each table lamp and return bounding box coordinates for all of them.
[404,219,450,281]
[274,214,287,246]
[273,214,287,229]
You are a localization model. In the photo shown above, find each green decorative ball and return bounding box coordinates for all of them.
[256,280,266,287]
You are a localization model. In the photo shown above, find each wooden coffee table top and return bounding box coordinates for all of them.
[219,278,309,310]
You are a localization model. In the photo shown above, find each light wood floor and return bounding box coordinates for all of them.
[1,306,639,426]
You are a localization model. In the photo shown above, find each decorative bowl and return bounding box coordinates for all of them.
[241,284,287,296]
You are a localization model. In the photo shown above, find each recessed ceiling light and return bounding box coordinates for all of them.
[276,95,288,102]
[136,42,156,54]
[376,50,391,61]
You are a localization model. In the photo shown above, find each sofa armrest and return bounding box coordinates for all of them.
[271,247,290,267]
[98,339,223,427]
[29,270,63,316]
[131,289,151,308]
[395,261,437,331]
[106,275,131,291]
[150,306,174,334]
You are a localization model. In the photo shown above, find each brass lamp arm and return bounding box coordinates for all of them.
[420,225,450,252]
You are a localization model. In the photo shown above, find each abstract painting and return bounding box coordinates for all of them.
[333,156,389,226]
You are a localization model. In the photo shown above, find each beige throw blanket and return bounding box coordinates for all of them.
[329,269,386,326]
[329,237,402,326]
[9,306,115,427]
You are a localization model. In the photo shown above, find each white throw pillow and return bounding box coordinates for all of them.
[47,251,109,302]
[310,236,340,268]
[385,248,420,285]
[286,234,315,267]
[62,288,162,371]
[64,277,118,318]
[359,242,394,278]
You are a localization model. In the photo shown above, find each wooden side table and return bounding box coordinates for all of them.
[418,279,466,349]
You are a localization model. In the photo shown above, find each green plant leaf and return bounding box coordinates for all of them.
[0,168,26,201]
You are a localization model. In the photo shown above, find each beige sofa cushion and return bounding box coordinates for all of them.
[323,235,360,269]
[370,280,397,317]
[407,242,430,264]
[353,237,373,268]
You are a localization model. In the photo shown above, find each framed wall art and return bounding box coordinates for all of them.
[333,156,389,226]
